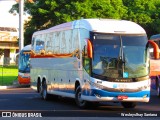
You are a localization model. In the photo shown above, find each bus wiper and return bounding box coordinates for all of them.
[120,36,125,63]
[119,36,125,75]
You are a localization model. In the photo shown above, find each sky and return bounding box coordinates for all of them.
[0,0,19,28]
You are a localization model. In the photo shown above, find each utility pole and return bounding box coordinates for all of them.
[19,0,24,51]
[17,0,34,51]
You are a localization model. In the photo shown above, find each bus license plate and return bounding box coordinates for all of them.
[118,95,128,100]
[24,74,29,77]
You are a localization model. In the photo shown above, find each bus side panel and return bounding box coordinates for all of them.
[30,28,90,97]
[30,57,80,96]
[150,59,160,90]
[30,66,47,89]
[18,72,30,84]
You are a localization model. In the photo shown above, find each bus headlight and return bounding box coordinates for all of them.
[88,80,104,89]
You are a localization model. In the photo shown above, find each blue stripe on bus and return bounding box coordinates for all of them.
[49,89,75,94]
[50,88,150,98]
[82,89,150,98]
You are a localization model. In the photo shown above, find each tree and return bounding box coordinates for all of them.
[122,0,160,37]
[10,0,127,45]
[11,0,160,44]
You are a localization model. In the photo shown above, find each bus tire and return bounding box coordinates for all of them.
[156,78,160,97]
[75,86,88,109]
[157,86,160,97]
[121,102,136,108]
[42,80,49,100]
[37,80,41,93]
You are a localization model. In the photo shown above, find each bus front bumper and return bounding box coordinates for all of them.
[81,95,149,102]
[81,89,150,102]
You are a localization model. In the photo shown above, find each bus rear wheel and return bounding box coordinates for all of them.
[121,102,136,108]
[42,81,49,100]
[75,86,88,108]
[37,80,41,93]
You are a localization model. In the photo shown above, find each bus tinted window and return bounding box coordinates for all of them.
[92,33,149,79]
[122,35,148,46]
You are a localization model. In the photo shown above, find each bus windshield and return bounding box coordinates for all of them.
[19,51,30,73]
[92,33,149,79]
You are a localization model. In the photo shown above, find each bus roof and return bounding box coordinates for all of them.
[150,34,160,41]
[22,44,31,51]
[33,19,146,36]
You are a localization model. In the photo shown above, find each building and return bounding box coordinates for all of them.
[0,26,19,65]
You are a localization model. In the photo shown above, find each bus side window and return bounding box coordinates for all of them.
[149,44,154,58]
[149,50,154,58]
[148,40,159,59]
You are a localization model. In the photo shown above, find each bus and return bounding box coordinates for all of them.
[30,19,157,108]
[149,34,160,97]
[18,45,31,85]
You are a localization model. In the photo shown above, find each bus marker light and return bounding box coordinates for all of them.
[143,95,148,98]
[94,94,101,98]
[118,95,128,100]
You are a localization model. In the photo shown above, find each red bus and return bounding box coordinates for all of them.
[149,34,160,97]
[18,45,31,85]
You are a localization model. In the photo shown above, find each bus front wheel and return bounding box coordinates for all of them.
[121,102,136,108]
[156,78,160,97]
[75,86,88,108]
[157,86,160,97]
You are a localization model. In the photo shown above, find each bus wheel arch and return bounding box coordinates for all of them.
[75,81,80,92]
[75,81,88,108]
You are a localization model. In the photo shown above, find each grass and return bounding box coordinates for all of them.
[0,65,18,86]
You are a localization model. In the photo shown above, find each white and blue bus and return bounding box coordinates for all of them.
[30,19,154,108]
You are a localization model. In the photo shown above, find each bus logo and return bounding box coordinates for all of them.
[113,84,117,88]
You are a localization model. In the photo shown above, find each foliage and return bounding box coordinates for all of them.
[122,0,160,38]
[9,0,160,45]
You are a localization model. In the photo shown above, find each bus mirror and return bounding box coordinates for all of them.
[87,39,93,59]
[148,40,159,59]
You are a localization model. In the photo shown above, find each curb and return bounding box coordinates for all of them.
[0,83,30,90]
[0,85,20,90]
[0,80,28,90]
